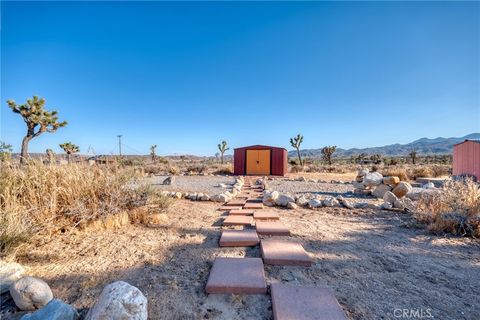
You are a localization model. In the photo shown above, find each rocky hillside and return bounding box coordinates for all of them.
[290,133,480,158]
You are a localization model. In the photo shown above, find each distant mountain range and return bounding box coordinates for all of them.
[289,133,480,158]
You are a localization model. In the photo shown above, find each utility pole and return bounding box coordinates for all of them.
[117,135,123,156]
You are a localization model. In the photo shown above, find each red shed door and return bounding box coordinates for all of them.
[246,150,271,175]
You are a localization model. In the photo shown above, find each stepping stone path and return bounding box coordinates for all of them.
[253,211,280,220]
[229,209,255,216]
[256,220,291,236]
[223,215,253,226]
[261,239,312,266]
[220,229,260,247]
[206,177,347,319]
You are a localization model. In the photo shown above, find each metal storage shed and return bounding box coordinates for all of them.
[453,140,480,181]
[234,145,288,176]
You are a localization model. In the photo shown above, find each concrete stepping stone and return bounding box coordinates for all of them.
[217,206,243,211]
[253,211,280,220]
[226,199,247,206]
[223,215,253,226]
[206,257,267,294]
[229,209,255,216]
[219,229,260,247]
[246,198,263,203]
[244,202,264,210]
[260,239,312,266]
[256,221,290,236]
[271,283,347,320]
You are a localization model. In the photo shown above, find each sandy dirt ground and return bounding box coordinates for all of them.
[3,198,479,320]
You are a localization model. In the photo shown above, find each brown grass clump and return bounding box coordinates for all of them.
[415,179,480,237]
[211,164,233,175]
[0,161,171,254]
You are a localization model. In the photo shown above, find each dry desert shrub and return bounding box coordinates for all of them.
[415,179,480,237]
[0,161,171,254]
[211,164,233,175]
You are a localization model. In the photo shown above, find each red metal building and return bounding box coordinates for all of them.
[453,140,480,181]
[234,145,288,176]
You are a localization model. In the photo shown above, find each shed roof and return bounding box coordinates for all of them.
[234,145,287,151]
[453,139,480,147]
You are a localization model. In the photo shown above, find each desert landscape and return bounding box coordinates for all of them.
[1,1,479,320]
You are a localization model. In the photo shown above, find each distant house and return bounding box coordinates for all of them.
[453,140,480,181]
[87,155,116,165]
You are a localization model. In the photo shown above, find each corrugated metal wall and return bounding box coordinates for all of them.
[233,145,288,176]
[453,141,480,180]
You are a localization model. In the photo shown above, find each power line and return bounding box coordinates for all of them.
[117,135,122,156]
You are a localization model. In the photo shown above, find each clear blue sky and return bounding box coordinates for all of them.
[1,1,479,156]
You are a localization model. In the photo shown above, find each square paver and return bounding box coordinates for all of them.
[229,209,255,216]
[254,211,280,220]
[244,202,264,210]
[256,221,290,236]
[217,206,243,211]
[219,230,260,247]
[223,215,253,226]
[247,198,263,203]
[271,283,347,320]
[226,199,247,206]
[205,257,267,294]
[261,239,312,266]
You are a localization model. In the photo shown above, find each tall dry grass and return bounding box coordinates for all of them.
[415,179,480,237]
[0,161,171,254]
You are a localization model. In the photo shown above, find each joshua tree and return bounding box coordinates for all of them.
[217,140,229,164]
[370,153,382,164]
[59,142,79,164]
[409,149,417,165]
[150,145,157,163]
[290,134,304,166]
[0,141,13,163]
[7,96,67,164]
[46,148,56,164]
[321,145,337,165]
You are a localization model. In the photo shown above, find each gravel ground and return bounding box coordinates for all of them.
[267,179,380,205]
[148,175,236,196]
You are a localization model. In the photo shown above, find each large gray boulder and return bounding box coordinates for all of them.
[362,172,383,187]
[0,262,25,294]
[85,281,147,320]
[275,194,295,207]
[10,276,53,311]
[21,299,79,320]
[371,184,392,199]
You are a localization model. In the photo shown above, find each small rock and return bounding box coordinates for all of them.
[287,202,298,209]
[297,176,307,182]
[85,281,147,320]
[308,199,323,208]
[392,181,413,198]
[362,172,383,187]
[211,193,229,202]
[371,184,392,199]
[20,299,79,320]
[393,199,405,210]
[296,196,309,207]
[218,183,227,188]
[0,262,25,294]
[323,197,339,207]
[337,196,354,209]
[380,202,393,210]
[307,178,316,183]
[422,182,435,189]
[263,190,279,207]
[383,191,398,204]
[10,277,53,311]
[174,192,182,199]
[162,176,174,185]
[352,181,366,190]
[200,194,210,201]
[275,194,295,207]
[354,188,371,196]
[383,176,400,185]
